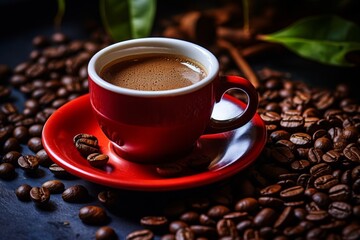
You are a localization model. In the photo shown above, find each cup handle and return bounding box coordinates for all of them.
[204,76,259,134]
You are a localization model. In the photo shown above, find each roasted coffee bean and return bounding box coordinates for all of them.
[42,180,65,194]
[175,227,194,240]
[270,130,290,143]
[270,146,295,164]
[275,139,296,152]
[258,196,284,208]
[97,190,120,209]
[253,208,277,227]
[126,229,154,240]
[36,149,52,167]
[2,137,20,152]
[329,184,351,201]
[156,163,184,177]
[62,184,89,202]
[15,184,32,201]
[314,174,339,190]
[235,197,258,212]
[260,184,282,196]
[18,155,39,172]
[314,137,333,152]
[78,205,108,225]
[311,192,330,208]
[308,148,324,163]
[2,151,21,165]
[87,153,109,168]
[140,216,168,231]
[13,126,29,142]
[306,210,329,222]
[207,205,230,219]
[169,220,188,233]
[289,132,312,147]
[217,218,238,238]
[280,185,304,200]
[189,225,216,238]
[328,201,352,219]
[49,163,71,178]
[322,150,342,164]
[27,137,43,152]
[291,159,310,171]
[0,162,16,179]
[198,214,216,226]
[28,124,43,137]
[273,206,295,229]
[95,226,118,240]
[260,111,281,125]
[179,211,199,224]
[342,223,360,240]
[75,137,99,156]
[30,186,50,205]
[280,115,304,131]
[310,163,332,179]
[343,143,360,162]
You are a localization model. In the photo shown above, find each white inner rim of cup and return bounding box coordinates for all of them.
[88,37,219,97]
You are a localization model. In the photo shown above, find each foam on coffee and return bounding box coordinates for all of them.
[100,53,207,91]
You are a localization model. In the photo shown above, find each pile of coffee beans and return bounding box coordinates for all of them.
[1,30,360,239]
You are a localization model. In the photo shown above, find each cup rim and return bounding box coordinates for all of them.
[88,37,219,97]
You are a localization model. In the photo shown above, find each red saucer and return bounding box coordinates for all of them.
[42,94,266,191]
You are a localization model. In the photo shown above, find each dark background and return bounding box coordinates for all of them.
[0,0,359,239]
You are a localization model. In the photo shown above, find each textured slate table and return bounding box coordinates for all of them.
[1,1,360,240]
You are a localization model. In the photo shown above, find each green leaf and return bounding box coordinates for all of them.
[55,0,66,29]
[100,0,157,42]
[260,15,360,67]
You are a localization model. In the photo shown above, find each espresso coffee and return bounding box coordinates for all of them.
[100,53,207,91]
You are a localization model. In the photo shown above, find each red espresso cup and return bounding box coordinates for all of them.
[88,37,258,163]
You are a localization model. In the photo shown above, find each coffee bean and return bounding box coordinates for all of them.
[322,150,342,164]
[13,126,29,142]
[169,220,188,233]
[42,179,65,194]
[27,137,43,152]
[308,148,324,163]
[217,218,238,238]
[314,137,333,152]
[235,198,258,212]
[79,205,108,225]
[329,184,351,202]
[18,155,39,172]
[74,136,99,157]
[95,226,118,240]
[175,227,194,240]
[273,206,295,229]
[328,201,352,219]
[280,115,304,131]
[62,184,89,202]
[49,163,73,179]
[314,174,339,190]
[280,185,304,200]
[30,186,50,205]
[306,210,329,222]
[311,192,330,208]
[260,184,282,196]
[87,153,109,168]
[140,216,168,232]
[126,228,154,240]
[156,163,184,177]
[2,151,21,165]
[15,184,32,201]
[310,163,332,179]
[270,146,295,164]
[290,132,312,147]
[189,225,216,238]
[179,211,199,224]
[0,162,16,179]
[343,143,360,162]
[207,205,230,219]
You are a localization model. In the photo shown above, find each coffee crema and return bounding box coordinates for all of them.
[100,53,207,91]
